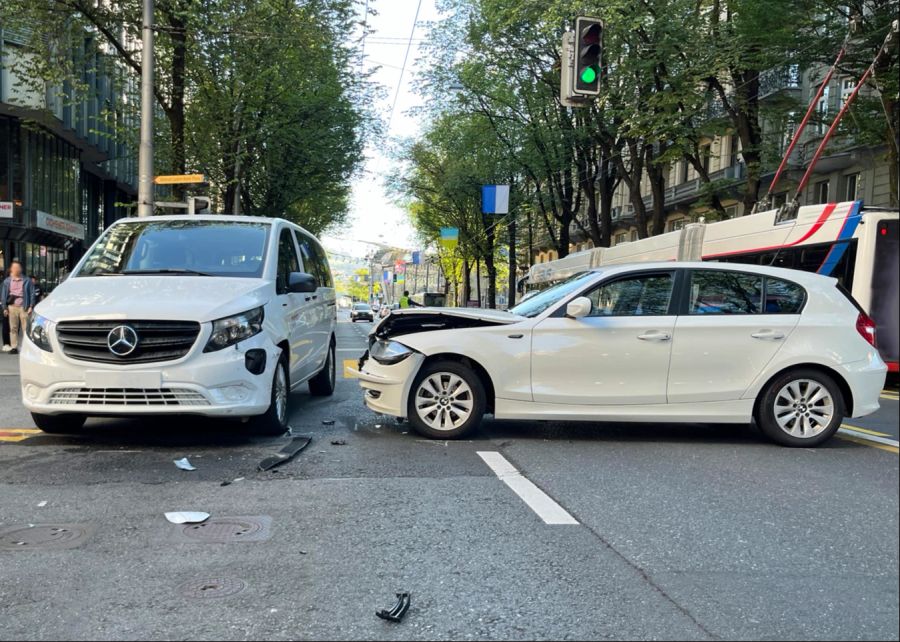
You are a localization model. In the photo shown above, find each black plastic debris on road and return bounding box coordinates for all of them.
[330,439,347,446]
[322,419,335,426]
[376,592,411,623]
[258,435,311,471]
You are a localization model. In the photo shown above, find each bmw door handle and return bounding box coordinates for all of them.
[751,330,785,340]
[637,331,671,341]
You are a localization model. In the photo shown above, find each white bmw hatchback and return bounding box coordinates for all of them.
[357,262,887,447]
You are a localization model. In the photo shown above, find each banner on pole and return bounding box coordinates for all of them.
[481,185,510,214]
[440,227,459,250]
[412,251,421,265]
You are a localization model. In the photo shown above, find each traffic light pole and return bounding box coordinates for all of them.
[137,0,155,217]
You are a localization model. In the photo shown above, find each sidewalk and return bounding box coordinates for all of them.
[0,351,20,376]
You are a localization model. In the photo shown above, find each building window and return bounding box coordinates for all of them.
[678,160,689,184]
[815,180,829,204]
[771,192,788,208]
[615,233,628,245]
[816,86,830,135]
[724,205,739,219]
[630,230,639,242]
[841,78,855,106]
[845,173,859,201]
[668,218,686,232]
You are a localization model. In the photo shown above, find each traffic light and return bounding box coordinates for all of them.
[573,16,602,96]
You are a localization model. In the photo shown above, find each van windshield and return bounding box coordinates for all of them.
[77,220,270,278]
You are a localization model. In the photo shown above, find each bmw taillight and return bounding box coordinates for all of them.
[856,312,877,347]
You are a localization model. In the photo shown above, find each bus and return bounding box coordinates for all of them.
[409,291,447,307]
[524,200,899,372]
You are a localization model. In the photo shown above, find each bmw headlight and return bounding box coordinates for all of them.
[27,314,54,352]
[369,339,414,365]
[204,307,264,352]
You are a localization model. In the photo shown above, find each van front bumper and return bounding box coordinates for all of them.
[19,333,280,417]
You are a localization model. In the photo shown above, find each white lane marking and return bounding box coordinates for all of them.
[477,451,578,525]
[837,427,899,448]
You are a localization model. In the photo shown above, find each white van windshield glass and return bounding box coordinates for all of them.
[77,220,270,278]
[509,271,596,318]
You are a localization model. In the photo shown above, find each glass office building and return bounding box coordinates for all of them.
[0,24,138,292]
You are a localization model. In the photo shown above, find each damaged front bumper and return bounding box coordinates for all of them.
[357,350,424,418]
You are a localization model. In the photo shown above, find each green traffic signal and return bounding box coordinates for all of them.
[580,66,597,84]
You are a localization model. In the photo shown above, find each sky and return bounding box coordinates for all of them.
[320,0,441,265]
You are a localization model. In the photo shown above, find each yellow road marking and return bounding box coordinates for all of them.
[343,359,359,379]
[881,393,899,401]
[836,435,899,454]
[841,424,891,437]
[0,428,41,443]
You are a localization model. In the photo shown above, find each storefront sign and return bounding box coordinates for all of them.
[0,202,13,218]
[36,210,85,240]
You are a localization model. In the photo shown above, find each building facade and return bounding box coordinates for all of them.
[0,24,138,292]
[532,61,896,265]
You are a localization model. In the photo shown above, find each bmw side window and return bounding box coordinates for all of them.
[586,273,674,317]
[689,271,763,315]
[277,229,300,295]
[764,277,806,314]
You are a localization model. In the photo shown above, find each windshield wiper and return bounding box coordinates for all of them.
[122,268,214,277]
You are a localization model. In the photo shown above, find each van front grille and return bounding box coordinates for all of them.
[49,387,210,407]
[55,320,201,364]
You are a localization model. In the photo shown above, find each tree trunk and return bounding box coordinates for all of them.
[166,9,188,199]
[732,70,762,214]
[645,144,668,235]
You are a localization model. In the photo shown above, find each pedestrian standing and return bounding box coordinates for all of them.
[399,290,411,308]
[2,260,35,355]
[1,268,10,352]
[31,275,43,304]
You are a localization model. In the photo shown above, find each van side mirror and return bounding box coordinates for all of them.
[565,296,592,319]
[288,272,317,293]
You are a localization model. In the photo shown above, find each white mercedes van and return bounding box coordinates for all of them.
[19,215,336,434]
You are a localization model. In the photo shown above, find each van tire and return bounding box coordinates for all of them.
[249,355,290,435]
[31,412,86,434]
[309,342,336,396]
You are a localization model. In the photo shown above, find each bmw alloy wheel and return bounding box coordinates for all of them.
[773,378,835,439]
[414,372,474,432]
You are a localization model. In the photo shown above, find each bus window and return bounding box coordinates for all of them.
[870,219,899,366]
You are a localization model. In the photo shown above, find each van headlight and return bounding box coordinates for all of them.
[25,314,53,352]
[27,314,54,352]
[204,307,264,352]
[370,339,414,365]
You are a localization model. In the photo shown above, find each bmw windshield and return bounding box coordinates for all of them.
[77,220,270,278]
[509,271,597,318]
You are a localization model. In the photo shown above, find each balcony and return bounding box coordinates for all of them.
[759,65,801,100]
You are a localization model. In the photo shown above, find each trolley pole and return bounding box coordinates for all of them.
[137,0,155,217]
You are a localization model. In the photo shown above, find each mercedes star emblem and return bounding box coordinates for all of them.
[107,325,139,356]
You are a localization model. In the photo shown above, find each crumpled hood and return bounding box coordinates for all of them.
[37,276,272,323]
[385,306,522,324]
[373,306,524,343]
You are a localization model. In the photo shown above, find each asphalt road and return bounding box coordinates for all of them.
[1,312,897,641]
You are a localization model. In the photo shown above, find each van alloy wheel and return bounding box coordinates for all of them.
[414,373,474,432]
[773,378,834,439]
[274,363,288,426]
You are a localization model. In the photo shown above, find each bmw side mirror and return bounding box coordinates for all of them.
[565,296,592,319]
[288,272,317,293]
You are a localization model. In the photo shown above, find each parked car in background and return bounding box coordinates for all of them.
[350,302,374,322]
[20,215,337,435]
[357,262,886,447]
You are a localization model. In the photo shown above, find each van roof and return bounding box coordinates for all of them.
[114,214,301,228]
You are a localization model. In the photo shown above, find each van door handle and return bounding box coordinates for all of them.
[637,331,671,341]
[507,333,524,339]
[751,330,785,340]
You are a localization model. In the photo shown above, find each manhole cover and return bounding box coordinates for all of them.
[175,516,272,543]
[179,577,246,599]
[0,523,94,551]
